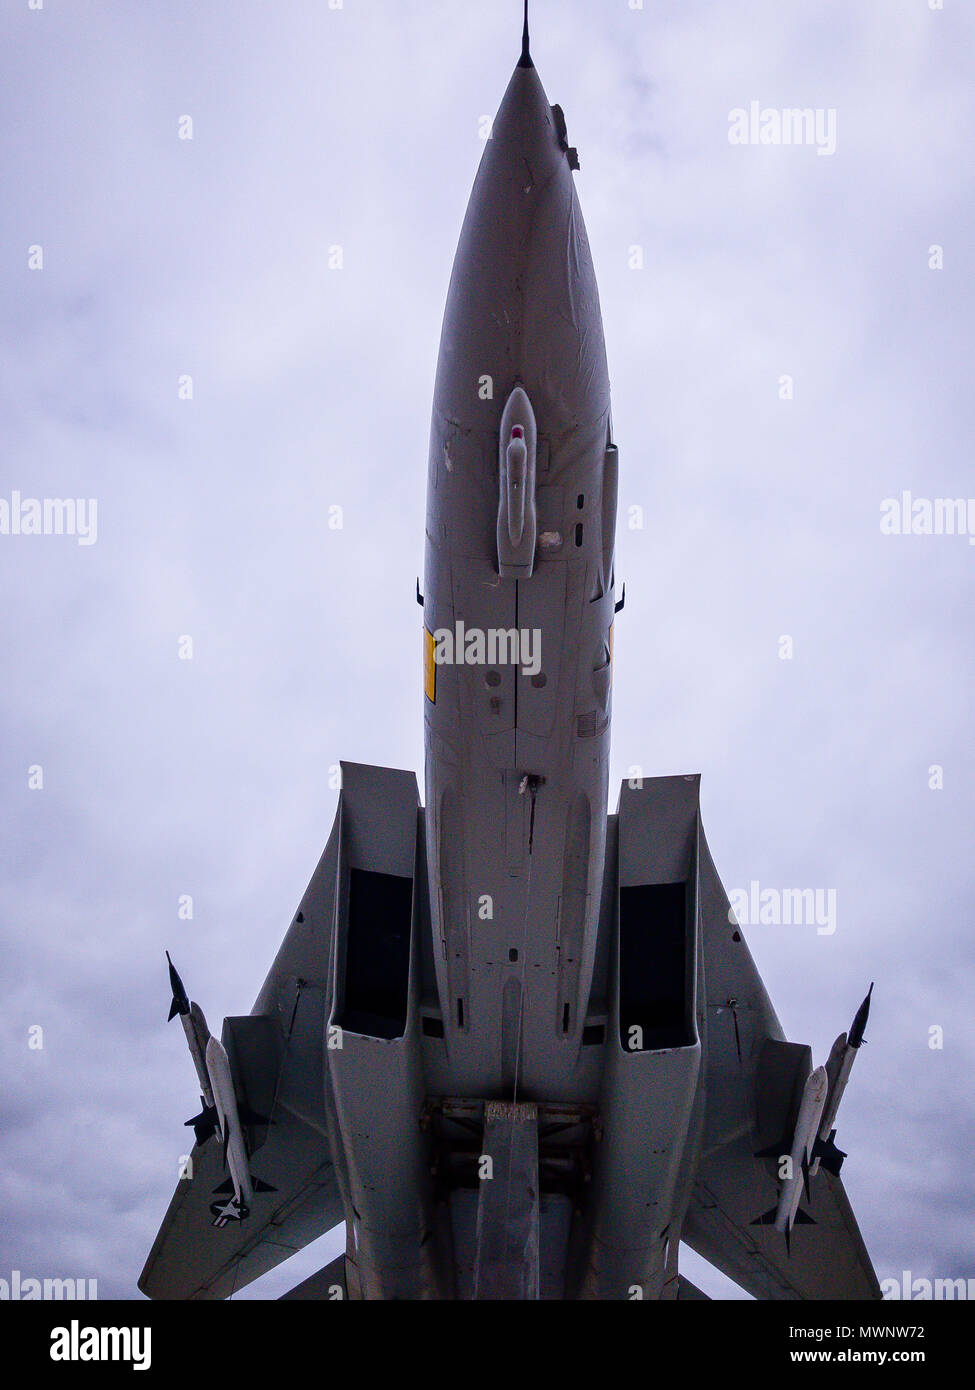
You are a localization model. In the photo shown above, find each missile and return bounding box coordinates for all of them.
[163,953,274,1223]
[752,1065,828,1249]
[775,1065,828,1235]
[204,1035,275,1227]
[205,1036,253,1223]
[165,953,215,1111]
[810,982,873,1177]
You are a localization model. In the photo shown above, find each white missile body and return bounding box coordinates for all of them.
[810,984,873,1178]
[205,1035,254,1216]
[775,1065,828,1234]
[809,1032,851,1177]
[179,1002,214,1108]
[166,952,214,1108]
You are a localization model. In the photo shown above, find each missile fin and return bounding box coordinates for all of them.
[812,1130,848,1177]
[184,1103,218,1147]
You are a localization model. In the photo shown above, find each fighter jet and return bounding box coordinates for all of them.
[140,10,880,1300]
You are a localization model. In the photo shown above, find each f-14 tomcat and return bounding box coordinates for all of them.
[140,14,880,1301]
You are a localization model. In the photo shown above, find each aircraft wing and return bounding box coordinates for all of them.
[139,825,344,1300]
[681,833,881,1300]
[683,1145,880,1300]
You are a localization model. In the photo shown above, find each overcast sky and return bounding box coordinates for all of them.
[1,0,972,1301]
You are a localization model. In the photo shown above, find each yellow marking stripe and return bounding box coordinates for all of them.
[424,627,436,703]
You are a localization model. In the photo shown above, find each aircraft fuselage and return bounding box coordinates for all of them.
[422,61,617,1101]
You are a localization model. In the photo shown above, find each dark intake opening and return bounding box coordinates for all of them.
[618,881,693,1050]
[341,867,413,1039]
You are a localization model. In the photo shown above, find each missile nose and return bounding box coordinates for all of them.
[848,982,874,1048]
[166,950,189,1019]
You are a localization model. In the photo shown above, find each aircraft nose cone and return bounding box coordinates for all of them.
[434,61,609,434]
[485,61,565,192]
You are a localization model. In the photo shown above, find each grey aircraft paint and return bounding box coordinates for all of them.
[139,23,881,1302]
[422,53,615,1099]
